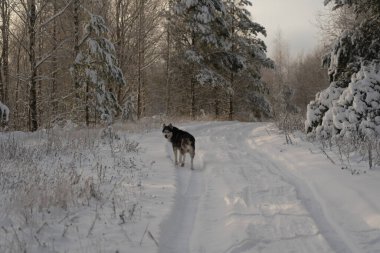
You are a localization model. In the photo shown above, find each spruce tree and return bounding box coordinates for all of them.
[170,0,271,118]
[171,0,230,118]
[332,61,380,140]
[306,0,380,139]
[224,0,273,119]
[72,12,126,125]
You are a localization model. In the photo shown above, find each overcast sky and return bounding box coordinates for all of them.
[249,0,326,58]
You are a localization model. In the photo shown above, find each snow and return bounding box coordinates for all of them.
[315,61,380,139]
[184,50,204,64]
[156,122,380,253]
[1,121,380,252]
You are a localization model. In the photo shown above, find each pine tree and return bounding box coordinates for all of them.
[73,11,126,125]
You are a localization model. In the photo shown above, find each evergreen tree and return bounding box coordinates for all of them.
[331,61,380,140]
[72,11,126,125]
[224,0,273,119]
[306,0,380,138]
[170,0,271,118]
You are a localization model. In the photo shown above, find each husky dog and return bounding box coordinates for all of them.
[162,123,195,170]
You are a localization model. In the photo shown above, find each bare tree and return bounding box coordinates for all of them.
[289,48,329,113]
[136,0,145,119]
[0,0,11,104]
[14,0,73,131]
[26,0,38,131]
[316,5,356,46]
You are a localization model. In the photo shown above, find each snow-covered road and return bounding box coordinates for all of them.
[138,121,380,253]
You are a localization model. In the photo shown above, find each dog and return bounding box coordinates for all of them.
[162,123,195,170]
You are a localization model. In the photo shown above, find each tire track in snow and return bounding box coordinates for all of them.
[157,169,204,253]
[218,124,324,253]
[157,141,205,253]
[248,150,356,253]
[246,126,358,253]
[157,122,356,253]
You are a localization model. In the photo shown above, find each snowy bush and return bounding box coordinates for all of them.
[332,61,380,139]
[305,82,345,137]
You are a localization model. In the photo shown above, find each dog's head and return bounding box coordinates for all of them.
[162,123,174,141]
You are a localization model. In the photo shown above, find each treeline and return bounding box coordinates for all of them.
[262,32,329,132]
[0,0,275,131]
[0,0,165,130]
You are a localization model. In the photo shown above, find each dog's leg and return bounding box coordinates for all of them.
[190,150,195,170]
[179,152,184,167]
[173,147,178,166]
[181,152,185,167]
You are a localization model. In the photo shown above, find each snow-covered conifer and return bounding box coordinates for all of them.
[332,61,380,139]
[305,1,380,137]
[224,0,273,118]
[72,12,126,125]
[171,0,272,118]
[172,0,232,86]
[247,93,272,118]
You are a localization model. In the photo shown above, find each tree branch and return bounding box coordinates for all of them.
[38,0,74,29]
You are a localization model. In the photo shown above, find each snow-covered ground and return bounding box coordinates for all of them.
[1,121,380,253]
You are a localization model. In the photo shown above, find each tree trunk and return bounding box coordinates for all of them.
[214,87,219,119]
[0,0,10,103]
[165,0,172,115]
[37,10,43,127]
[137,0,146,119]
[73,0,80,86]
[368,141,373,169]
[73,0,81,121]
[229,73,234,120]
[85,82,89,126]
[51,0,58,118]
[0,59,3,103]
[15,44,21,129]
[191,78,195,119]
[28,0,38,131]
[115,0,123,103]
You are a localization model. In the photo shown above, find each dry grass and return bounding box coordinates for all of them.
[0,126,144,252]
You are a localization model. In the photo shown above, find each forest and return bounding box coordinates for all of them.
[0,0,325,130]
[0,0,379,156]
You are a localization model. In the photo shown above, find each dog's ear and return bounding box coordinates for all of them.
[169,123,173,129]
[163,123,166,128]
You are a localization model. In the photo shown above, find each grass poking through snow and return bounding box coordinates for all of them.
[0,126,145,253]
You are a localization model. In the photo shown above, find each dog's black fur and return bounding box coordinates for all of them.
[162,123,195,169]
